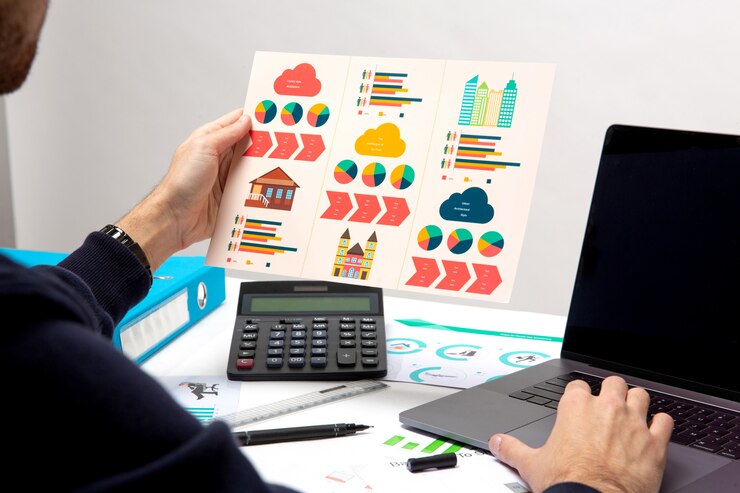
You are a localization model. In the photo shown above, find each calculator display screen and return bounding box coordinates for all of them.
[246,295,373,313]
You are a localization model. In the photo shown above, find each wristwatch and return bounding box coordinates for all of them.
[99,224,153,285]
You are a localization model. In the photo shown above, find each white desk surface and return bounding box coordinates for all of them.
[142,277,566,492]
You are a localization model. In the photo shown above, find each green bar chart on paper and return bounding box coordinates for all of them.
[383,434,465,454]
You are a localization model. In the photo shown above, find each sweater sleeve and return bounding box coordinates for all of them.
[0,238,301,493]
[544,482,602,493]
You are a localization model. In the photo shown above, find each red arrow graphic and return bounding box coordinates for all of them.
[466,264,503,295]
[243,130,273,157]
[294,134,326,162]
[320,191,353,220]
[348,194,382,223]
[405,257,441,287]
[435,260,471,291]
[377,196,410,226]
[268,132,299,159]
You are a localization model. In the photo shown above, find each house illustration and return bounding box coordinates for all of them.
[332,229,377,280]
[244,167,299,211]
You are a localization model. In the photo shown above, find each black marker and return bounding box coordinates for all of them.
[407,452,458,472]
[233,423,371,446]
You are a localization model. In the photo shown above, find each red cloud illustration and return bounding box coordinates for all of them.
[274,63,322,97]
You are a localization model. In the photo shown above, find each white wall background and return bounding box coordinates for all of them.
[4,0,740,315]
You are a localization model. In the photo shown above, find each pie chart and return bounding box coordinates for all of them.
[478,231,504,257]
[254,100,277,124]
[281,102,303,125]
[307,103,330,127]
[417,225,443,251]
[362,162,386,187]
[334,159,357,184]
[447,228,473,254]
[390,164,415,190]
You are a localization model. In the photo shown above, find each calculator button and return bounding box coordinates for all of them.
[245,319,261,324]
[340,340,356,348]
[340,331,356,339]
[312,323,328,330]
[312,330,327,338]
[311,357,328,367]
[361,332,376,339]
[291,324,307,331]
[361,340,378,347]
[289,348,305,356]
[340,323,356,330]
[313,317,327,323]
[291,330,306,339]
[361,349,378,356]
[360,324,376,331]
[266,357,283,368]
[240,341,257,349]
[236,358,254,370]
[288,357,306,368]
[290,339,306,348]
[282,318,303,324]
[238,350,256,358]
[269,331,285,339]
[340,317,356,323]
[272,324,286,330]
[311,347,327,355]
[267,348,283,356]
[361,317,376,323]
[243,324,259,331]
[362,358,379,366]
[268,340,285,348]
[312,339,327,347]
[242,332,258,340]
[337,350,357,366]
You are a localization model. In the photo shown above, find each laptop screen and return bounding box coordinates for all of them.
[562,124,740,401]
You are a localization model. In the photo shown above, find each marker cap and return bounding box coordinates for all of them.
[406,452,458,472]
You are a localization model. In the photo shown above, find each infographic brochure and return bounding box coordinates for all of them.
[207,51,555,302]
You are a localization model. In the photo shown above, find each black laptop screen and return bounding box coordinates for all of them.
[562,125,740,401]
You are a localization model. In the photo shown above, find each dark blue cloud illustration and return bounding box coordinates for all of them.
[439,187,494,224]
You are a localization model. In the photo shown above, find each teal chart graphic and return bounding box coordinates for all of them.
[382,319,563,389]
[254,100,277,124]
[334,159,358,184]
[447,228,473,254]
[362,162,386,187]
[478,231,504,257]
[281,102,303,125]
[417,225,443,251]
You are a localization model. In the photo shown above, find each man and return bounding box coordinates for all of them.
[0,2,673,491]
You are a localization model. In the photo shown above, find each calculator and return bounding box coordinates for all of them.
[226,280,387,381]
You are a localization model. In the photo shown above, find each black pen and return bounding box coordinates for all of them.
[232,423,372,446]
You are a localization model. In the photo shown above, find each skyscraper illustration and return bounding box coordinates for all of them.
[457,75,479,126]
[457,75,518,128]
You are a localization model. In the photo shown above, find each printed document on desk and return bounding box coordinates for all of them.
[207,51,555,303]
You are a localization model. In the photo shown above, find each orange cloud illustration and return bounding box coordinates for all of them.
[273,63,322,97]
[354,123,406,157]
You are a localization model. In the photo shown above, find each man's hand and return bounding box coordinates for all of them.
[489,376,674,493]
[118,108,251,271]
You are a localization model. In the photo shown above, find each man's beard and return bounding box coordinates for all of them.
[0,37,39,94]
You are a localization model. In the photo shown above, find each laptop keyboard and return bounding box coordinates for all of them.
[509,371,740,460]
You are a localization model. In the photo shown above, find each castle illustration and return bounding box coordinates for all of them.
[332,229,377,280]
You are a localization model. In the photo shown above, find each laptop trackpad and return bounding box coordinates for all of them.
[508,413,556,448]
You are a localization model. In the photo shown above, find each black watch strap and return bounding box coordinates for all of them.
[99,224,153,285]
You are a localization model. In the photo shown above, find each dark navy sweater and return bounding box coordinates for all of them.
[0,232,599,493]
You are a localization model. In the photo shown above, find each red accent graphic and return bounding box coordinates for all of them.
[466,264,503,295]
[294,134,325,162]
[274,63,322,96]
[320,191,353,220]
[268,132,299,159]
[244,130,272,157]
[348,194,382,223]
[376,196,410,226]
[405,257,441,287]
[435,260,471,291]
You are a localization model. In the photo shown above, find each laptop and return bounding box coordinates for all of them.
[399,124,740,492]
